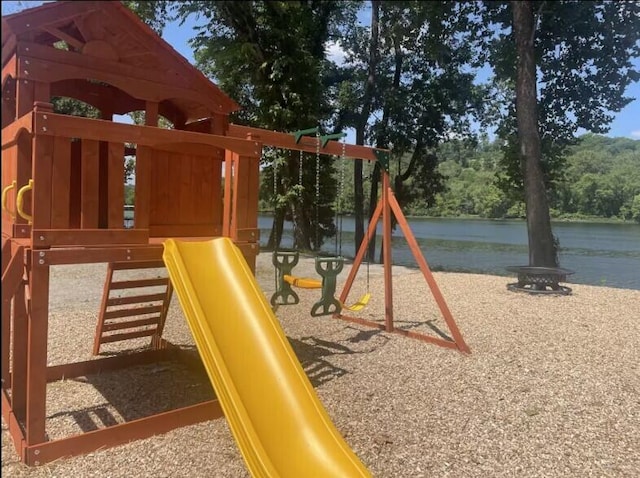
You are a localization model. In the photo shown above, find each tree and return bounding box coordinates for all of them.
[485,0,640,266]
[122,1,172,34]
[337,1,486,259]
[512,1,556,266]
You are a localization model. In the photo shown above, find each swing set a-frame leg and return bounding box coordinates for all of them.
[336,178,470,354]
[388,191,470,353]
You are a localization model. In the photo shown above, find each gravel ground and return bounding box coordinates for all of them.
[2,251,639,477]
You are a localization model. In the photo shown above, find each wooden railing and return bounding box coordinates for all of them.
[2,106,262,246]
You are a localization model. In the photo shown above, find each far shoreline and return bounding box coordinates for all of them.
[257,210,640,225]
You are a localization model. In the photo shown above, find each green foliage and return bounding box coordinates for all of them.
[51,97,100,119]
[124,185,135,205]
[168,1,349,250]
[336,1,488,201]
[410,134,640,222]
[121,1,173,34]
[555,134,640,221]
[482,0,640,196]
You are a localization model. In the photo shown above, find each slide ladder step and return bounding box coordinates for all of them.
[93,260,173,355]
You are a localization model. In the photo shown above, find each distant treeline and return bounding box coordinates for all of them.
[414,133,640,222]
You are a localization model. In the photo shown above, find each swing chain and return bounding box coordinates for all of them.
[338,141,346,214]
[273,151,278,210]
[337,139,347,256]
[315,131,321,250]
[298,150,304,198]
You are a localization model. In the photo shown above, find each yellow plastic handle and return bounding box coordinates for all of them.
[16,179,33,224]
[1,180,17,220]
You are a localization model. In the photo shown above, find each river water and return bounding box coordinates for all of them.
[258,215,640,290]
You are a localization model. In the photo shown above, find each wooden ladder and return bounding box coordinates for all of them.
[93,260,173,355]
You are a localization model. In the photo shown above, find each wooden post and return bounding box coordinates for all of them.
[1,241,10,387]
[145,101,159,127]
[25,260,50,450]
[208,118,225,233]
[12,273,29,424]
[16,133,32,227]
[15,79,35,119]
[24,101,55,449]
[231,137,259,239]
[381,171,394,331]
[31,102,54,231]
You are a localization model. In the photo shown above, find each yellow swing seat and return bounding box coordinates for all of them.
[283,274,322,289]
[283,276,370,311]
[341,292,371,312]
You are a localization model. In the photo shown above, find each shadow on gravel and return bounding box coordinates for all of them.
[391,318,453,342]
[289,329,390,388]
[53,354,213,437]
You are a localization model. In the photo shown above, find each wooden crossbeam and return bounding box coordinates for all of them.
[226,124,387,161]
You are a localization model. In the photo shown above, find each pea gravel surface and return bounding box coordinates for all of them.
[2,252,639,478]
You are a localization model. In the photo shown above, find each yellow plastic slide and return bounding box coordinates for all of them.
[163,238,371,478]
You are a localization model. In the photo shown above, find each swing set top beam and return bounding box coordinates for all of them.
[227,124,388,162]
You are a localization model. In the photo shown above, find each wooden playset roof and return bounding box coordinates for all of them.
[2,1,239,123]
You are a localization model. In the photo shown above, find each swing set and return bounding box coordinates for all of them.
[269,127,371,317]
[255,126,469,353]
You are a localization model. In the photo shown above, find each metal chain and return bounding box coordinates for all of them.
[298,149,303,193]
[315,132,321,251]
[337,140,347,256]
[364,156,370,289]
[272,151,278,210]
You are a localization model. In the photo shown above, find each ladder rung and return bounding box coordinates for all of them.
[110,260,166,270]
[110,278,168,290]
[103,304,163,320]
[102,317,161,332]
[99,328,157,344]
[107,292,168,307]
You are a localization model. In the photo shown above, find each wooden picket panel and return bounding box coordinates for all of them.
[107,141,125,228]
[50,136,71,229]
[80,139,100,229]
[134,145,151,229]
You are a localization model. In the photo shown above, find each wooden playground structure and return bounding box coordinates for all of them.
[1,1,468,467]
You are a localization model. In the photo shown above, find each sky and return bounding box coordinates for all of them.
[3,0,639,140]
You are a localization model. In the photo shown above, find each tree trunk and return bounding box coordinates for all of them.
[512,1,558,267]
[267,207,285,250]
[367,162,381,262]
[369,22,402,263]
[354,0,380,254]
[291,201,312,251]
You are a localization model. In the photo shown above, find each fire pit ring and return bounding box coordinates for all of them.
[506,266,575,295]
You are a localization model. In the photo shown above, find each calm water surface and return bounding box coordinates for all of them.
[258,215,640,290]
